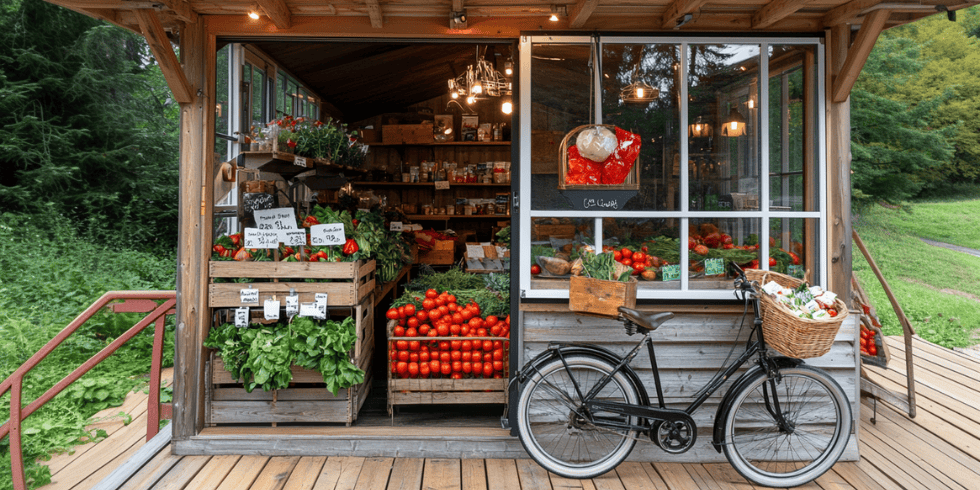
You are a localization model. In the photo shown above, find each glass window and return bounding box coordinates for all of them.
[251,66,266,125]
[769,45,819,212]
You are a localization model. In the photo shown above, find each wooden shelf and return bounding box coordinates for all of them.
[364,141,510,147]
[352,182,510,187]
[240,150,368,175]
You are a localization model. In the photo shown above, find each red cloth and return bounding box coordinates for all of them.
[601,127,641,185]
[565,145,602,185]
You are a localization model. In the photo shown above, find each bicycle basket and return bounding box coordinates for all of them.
[745,269,848,359]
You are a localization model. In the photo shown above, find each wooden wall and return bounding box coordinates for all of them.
[520,305,861,463]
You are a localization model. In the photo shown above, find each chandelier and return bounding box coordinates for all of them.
[448,47,512,112]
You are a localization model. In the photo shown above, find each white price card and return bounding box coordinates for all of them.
[254,208,298,231]
[264,299,280,320]
[310,223,346,246]
[285,295,299,317]
[466,244,485,258]
[235,307,249,328]
[294,156,308,167]
[299,302,319,317]
[281,230,307,247]
[390,221,404,232]
[240,288,259,305]
[314,293,328,319]
[434,180,450,190]
[243,227,280,249]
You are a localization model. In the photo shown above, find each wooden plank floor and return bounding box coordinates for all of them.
[40,336,980,490]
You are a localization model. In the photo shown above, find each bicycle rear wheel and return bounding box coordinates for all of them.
[722,365,851,488]
[516,354,641,479]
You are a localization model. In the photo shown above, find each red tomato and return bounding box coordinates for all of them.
[485,315,499,327]
[408,362,419,377]
[422,298,435,311]
[621,258,632,267]
[451,351,462,362]
[462,362,472,374]
[430,360,440,373]
[408,341,420,351]
[429,309,442,321]
[440,352,451,363]
[460,325,471,336]
[641,246,649,253]
[416,310,429,322]
[452,361,463,373]
[396,361,408,375]
[397,306,406,318]
[395,340,408,350]
[450,324,461,336]
[419,363,431,378]
[397,351,409,362]
[420,351,431,362]
[460,309,474,321]
[451,312,464,324]
[483,363,494,377]
[448,303,458,312]
[472,362,483,376]
[403,304,416,316]
[434,324,448,336]
[427,329,438,337]
[493,340,503,349]
[451,340,462,351]
[493,349,504,361]
[407,317,419,329]
[613,250,622,261]
[441,363,452,376]
[439,341,450,351]
[490,325,502,336]
[483,340,494,351]
[483,352,493,362]
[632,252,645,263]
[468,317,482,330]
[405,328,417,338]
[386,308,399,320]
[418,325,430,336]
[499,326,510,338]
[425,289,438,299]
[438,305,449,316]
[769,257,777,267]
[462,352,472,362]
[447,294,457,304]
[621,248,633,259]
[390,361,398,374]
[434,297,446,308]
[461,340,473,351]
[493,360,504,372]
[531,264,541,275]
[393,326,405,337]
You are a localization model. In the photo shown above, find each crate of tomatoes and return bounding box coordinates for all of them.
[385,288,510,414]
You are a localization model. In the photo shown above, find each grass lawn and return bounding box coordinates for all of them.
[852,199,980,348]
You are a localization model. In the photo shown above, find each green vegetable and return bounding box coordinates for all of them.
[581,251,631,282]
[495,226,511,247]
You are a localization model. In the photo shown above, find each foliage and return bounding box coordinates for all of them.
[0,0,180,252]
[271,116,367,167]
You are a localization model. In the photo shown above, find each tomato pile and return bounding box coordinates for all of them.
[860,323,879,358]
[604,246,666,276]
[386,289,510,379]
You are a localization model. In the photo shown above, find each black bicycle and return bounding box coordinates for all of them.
[513,264,851,488]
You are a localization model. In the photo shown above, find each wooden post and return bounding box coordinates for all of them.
[827,25,852,304]
[173,19,216,442]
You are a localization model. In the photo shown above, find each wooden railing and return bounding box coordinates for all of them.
[0,291,176,490]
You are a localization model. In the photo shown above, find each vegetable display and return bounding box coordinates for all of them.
[758,281,840,320]
[203,316,364,395]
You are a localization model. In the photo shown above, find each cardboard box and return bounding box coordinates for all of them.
[416,239,455,265]
[383,124,433,145]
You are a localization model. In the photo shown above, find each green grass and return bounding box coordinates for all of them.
[852,199,980,348]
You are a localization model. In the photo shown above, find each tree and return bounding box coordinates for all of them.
[0,0,179,250]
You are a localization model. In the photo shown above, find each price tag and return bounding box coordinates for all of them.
[661,264,680,281]
[243,227,280,249]
[263,299,280,320]
[466,244,485,258]
[310,223,345,246]
[704,258,725,276]
[234,307,249,328]
[299,302,319,317]
[254,208,298,231]
[314,293,328,319]
[285,295,299,317]
[294,156,308,167]
[434,180,450,190]
[390,221,404,232]
[282,230,307,247]
[240,287,259,305]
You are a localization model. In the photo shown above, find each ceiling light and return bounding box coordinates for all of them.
[689,116,711,138]
[549,13,559,21]
[722,107,746,137]
[621,81,658,104]
[501,99,513,115]
[504,60,513,76]
[466,95,476,104]
[248,10,260,20]
[450,10,467,28]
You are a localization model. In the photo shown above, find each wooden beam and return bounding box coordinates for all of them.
[452,0,464,12]
[661,0,709,29]
[256,0,292,29]
[568,0,600,28]
[158,0,198,24]
[832,8,889,102]
[134,9,192,104]
[752,0,809,29]
[823,0,881,27]
[365,0,383,29]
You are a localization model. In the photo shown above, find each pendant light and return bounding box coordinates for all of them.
[689,116,711,138]
[722,106,746,137]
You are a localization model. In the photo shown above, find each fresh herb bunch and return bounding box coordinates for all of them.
[394,269,510,317]
[581,250,632,282]
[405,266,486,292]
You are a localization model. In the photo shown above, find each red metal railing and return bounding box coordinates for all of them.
[0,291,177,490]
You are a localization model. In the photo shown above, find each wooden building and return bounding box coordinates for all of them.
[44,0,976,464]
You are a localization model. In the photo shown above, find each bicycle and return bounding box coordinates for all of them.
[513,264,852,488]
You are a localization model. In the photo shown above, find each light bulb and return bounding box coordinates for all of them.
[466,95,476,104]
[502,101,513,114]
[248,10,260,20]
[730,121,738,131]
[451,91,459,99]
[636,87,645,98]
[472,82,483,94]
[695,124,702,131]
[549,14,559,21]
[748,99,755,109]
[504,61,513,76]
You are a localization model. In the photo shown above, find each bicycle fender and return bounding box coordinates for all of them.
[517,343,651,407]
[711,357,804,452]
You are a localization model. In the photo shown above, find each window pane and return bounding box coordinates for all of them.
[688,44,761,211]
[252,67,265,125]
[276,72,286,117]
[768,45,818,212]
[215,44,230,137]
[688,218,761,289]
[770,217,820,283]
[530,43,593,211]
[603,218,681,290]
[529,217,595,290]
[601,44,681,211]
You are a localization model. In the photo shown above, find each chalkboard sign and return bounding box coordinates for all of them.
[557,189,639,211]
[243,193,275,218]
[495,194,509,205]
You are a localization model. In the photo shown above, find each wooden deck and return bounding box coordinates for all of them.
[40,335,980,490]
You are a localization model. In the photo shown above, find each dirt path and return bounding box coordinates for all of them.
[920,238,980,258]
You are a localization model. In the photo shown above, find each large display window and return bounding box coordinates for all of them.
[519,36,824,300]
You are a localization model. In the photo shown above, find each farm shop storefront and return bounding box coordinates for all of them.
[39,0,963,461]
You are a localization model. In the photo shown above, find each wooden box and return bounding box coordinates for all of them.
[532,224,576,240]
[209,260,375,307]
[206,294,375,426]
[382,124,433,145]
[416,240,455,265]
[568,275,637,317]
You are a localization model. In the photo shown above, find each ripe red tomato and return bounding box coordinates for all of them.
[613,250,622,261]
[490,325,502,336]
[408,340,420,351]
[420,351,431,362]
[397,351,409,362]
[439,352,450,363]
[386,308,399,320]
[769,257,777,267]
[451,351,462,362]
[419,363,431,378]
[434,297,446,308]
[395,340,408,350]
[422,298,435,311]
[416,310,428,322]
[447,294,457,304]
[493,349,504,361]
[428,309,442,321]
[493,360,504,372]
[483,352,493,362]
[531,264,541,275]
[403,304,416,316]
[406,317,419,329]
[485,315,499,328]
[425,289,438,299]
[418,325,430,336]
[430,360,440,373]
[439,341,450,351]
[632,252,645,263]
[461,340,472,351]
[396,361,408,375]
[405,328,417,338]
[483,340,494,351]
[472,362,482,376]
[393,326,405,337]
[483,363,494,377]
[621,258,632,267]
[441,363,452,376]
[621,248,632,259]
[462,362,472,374]
[452,361,463,373]
[408,362,419,377]
[450,340,462,350]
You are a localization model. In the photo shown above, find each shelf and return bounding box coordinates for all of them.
[240,151,368,175]
[406,214,510,221]
[352,182,510,187]
[365,141,510,147]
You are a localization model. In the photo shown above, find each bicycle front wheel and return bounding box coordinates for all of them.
[723,365,852,488]
[516,354,641,479]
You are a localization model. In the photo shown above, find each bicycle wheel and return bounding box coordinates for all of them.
[516,354,641,479]
[723,365,852,488]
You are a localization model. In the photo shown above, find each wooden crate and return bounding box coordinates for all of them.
[532,223,576,240]
[416,240,455,265]
[382,124,433,145]
[386,320,507,414]
[568,275,637,317]
[209,260,375,307]
[206,294,375,426]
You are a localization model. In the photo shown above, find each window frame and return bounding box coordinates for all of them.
[518,35,826,301]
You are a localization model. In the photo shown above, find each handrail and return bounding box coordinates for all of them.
[0,291,177,490]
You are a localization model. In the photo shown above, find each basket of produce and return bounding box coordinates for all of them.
[745,269,848,359]
[558,124,640,190]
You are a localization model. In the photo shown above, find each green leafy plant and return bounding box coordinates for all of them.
[581,251,632,282]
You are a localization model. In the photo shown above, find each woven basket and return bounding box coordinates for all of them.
[557,124,640,190]
[745,269,849,359]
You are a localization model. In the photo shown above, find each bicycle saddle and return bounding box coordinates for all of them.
[617,307,674,332]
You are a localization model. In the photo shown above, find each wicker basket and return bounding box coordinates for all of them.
[557,124,640,190]
[745,269,849,359]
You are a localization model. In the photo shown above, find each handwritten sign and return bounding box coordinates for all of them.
[281,230,306,247]
[285,295,299,317]
[310,223,345,246]
[235,307,249,328]
[466,244,485,258]
[434,180,450,190]
[244,227,280,249]
[582,198,620,210]
[294,156,308,167]
[704,258,725,276]
[240,288,259,305]
[254,208,298,231]
[264,299,280,320]
[661,265,680,281]
[390,221,404,232]
[299,302,319,318]
[314,293,328,320]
